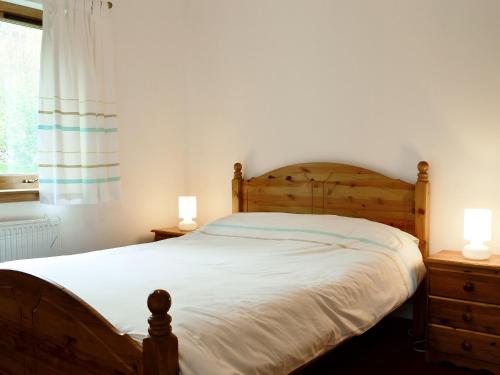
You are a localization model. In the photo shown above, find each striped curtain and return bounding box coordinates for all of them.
[38,0,120,205]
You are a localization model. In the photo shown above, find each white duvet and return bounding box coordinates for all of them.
[0,213,425,375]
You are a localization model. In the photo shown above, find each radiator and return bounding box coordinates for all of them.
[0,217,61,263]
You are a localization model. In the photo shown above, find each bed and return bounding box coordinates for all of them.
[0,161,430,375]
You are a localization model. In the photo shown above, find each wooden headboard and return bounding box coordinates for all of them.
[231,161,430,258]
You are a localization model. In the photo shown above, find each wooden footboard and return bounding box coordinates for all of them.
[0,270,178,375]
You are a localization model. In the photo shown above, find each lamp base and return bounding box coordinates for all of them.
[178,220,198,231]
[462,244,491,260]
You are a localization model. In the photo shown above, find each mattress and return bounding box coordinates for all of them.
[0,212,425,375]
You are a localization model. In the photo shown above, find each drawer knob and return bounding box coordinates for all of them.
[462,313,473,322]
[463,282,475,292]
[461,340,472,352]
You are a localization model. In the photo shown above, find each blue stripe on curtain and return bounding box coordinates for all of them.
[38,0,120,204]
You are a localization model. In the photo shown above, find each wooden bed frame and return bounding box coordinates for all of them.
[0,161,429,375]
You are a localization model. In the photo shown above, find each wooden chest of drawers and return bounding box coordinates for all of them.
[426,251,500,374]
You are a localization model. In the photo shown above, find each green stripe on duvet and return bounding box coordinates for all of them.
[206,222,418,291]
[206,223,397,253]
[39,177,120,184]
[38,125,118,133]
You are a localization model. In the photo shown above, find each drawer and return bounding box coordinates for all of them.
[429,267,500,305]
[428,324,500,365]
[429,296,500,335]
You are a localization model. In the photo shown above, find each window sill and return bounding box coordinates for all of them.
[0,174,39,202]
[0,189,39,203]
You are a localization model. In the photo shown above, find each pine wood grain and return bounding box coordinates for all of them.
[415,161,430,259]
[429,267,500,305]
[429,296,500,335]
[142,290,179,375]
[151,227,188,241]
[0,189,39,203]
[428,324,500,372]
[426,250,500,372]
[426,250,500,270]
[0,270,143,375]
[233,161,430,257]
[427,350,500,375]
[0,0,42,27]
[0,174,39,203]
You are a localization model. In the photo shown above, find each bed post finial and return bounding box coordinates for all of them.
[143,290,179,375]
[413,160,430,339]
[147,290,172,336]
[232,163,243,213]
[234,162,243,180]
[417,161,429,182]
[415,160,429,257]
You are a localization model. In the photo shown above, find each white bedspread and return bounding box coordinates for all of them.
[0,213,425,375]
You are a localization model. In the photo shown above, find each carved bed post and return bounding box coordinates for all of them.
[143,290,179,375]
[232,162,243,213]
[415,161,430,259]
[413,161,430,339]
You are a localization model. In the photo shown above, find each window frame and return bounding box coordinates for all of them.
[0,1,42,28]
[0,1,42,203]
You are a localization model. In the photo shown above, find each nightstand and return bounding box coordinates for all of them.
[426,250,500,373]
[151,227,189,241]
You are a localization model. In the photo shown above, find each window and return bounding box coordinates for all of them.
[0,1,42,203]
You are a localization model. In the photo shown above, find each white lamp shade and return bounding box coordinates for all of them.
[179,196,197,220]
[464,208,491,242]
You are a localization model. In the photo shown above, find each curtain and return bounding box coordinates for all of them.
[38,0,120,205]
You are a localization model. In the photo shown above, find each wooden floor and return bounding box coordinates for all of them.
[298,318,492,375]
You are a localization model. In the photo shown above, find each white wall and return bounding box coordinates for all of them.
[2,0,500,256]
[185,0,500,254]
[0,0,187,254]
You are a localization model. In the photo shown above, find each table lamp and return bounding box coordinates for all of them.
[463,208,492,260]
[178,196,197,231]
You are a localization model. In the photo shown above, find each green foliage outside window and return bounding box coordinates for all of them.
[0,21,42,174]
